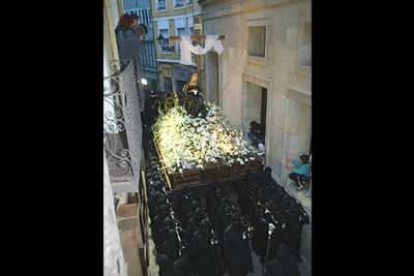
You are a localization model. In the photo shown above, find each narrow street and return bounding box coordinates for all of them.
[104,1,312,276]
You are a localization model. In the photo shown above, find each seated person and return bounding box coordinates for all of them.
[288,154,311,190]
[248,121,265,146]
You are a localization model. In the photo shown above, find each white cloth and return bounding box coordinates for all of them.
[180,35,224,65]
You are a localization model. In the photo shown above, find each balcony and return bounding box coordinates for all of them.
[104,60,143,193]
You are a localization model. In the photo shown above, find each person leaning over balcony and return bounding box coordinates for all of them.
[115,13,141,61]
[288,154,311,190]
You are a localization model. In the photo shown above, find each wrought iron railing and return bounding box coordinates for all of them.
[104,60,143,192]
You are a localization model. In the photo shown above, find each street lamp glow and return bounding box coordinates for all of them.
[141,78,148,86]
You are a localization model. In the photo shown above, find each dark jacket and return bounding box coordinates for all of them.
[115,28,141,61]
[174,253,193,276]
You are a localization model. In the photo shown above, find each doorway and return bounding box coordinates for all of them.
[261,87,267,135]
[243,82,268,146]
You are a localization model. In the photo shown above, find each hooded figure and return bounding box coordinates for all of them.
[175,188,193,222]
[174,252,193,276]
[190,219,222,276]
[275,244,300,276]
[251,204,269,264]
[190,219,217,276]
[223,214,253,276]
[264,258,284,276]
[157,254,176,276]
[159,228,180,261]
[284,204,309,262]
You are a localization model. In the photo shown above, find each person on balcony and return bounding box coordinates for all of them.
[288,154,311,191]
[115,13,142,61]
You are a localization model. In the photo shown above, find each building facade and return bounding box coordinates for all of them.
[200,0,312,274]
[150,0,202,92]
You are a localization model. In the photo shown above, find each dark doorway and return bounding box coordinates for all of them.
[164,77,172,92]
[261,88,267,135]
[176,80,187,94]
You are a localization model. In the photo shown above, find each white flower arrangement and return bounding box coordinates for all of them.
[153,101,259,174]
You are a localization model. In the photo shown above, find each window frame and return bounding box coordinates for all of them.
[156,0,167,12]
[176,27,186,52]
[247,19,269,66]
[158,28,174,53]
[174,0,193,10]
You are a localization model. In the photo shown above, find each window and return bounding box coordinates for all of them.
[298,23,311,67]
[176,27,186,52]
[156,0,167,11]
[174,0,190,8]
[248,26,266,58]
[188,16,194,35]
[159,29,173,52]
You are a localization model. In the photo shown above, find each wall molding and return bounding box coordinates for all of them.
[243,72,272,89]
[202,0,302,21]
[153,12,201,22]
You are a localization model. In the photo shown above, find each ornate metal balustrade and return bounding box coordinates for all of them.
[104,60,143,192]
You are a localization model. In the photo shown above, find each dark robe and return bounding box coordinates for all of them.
[223,224,253,276]
[190,230,217,276]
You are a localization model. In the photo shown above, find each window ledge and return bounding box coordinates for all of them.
[296,66,312,76]
[174,4,193,10]
[288,85,311,96]
[247,56,266,66]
